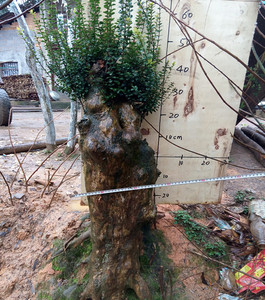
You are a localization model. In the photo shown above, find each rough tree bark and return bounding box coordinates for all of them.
[10,0,56,151]
[234,127,265,167]
[78,89,159,300]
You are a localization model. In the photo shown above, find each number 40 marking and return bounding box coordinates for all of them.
[176,65,189,73]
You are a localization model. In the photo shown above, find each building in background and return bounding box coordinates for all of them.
[0,1,38,77]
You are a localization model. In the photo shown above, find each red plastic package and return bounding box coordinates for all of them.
[235,249,265,294]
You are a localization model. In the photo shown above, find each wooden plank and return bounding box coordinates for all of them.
[143,0,259,204]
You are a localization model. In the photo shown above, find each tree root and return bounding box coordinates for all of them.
[49,223,91,262]
[80,272,151,300]
[128,273,152,300]
[234,127,265,167]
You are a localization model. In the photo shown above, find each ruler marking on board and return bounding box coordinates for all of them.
[156,0,174,160]
[73,172,265,198]
[154,0,174,203]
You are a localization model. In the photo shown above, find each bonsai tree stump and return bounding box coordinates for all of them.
[78,89,159,300]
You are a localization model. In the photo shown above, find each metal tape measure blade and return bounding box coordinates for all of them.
[72,172,265,198]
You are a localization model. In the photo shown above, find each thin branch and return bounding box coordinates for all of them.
[0,0,13,10]
[13,108,72,186]
[259,1,265,19]
[251,44,265,75]
[44,172,81,195]
[0,171,13,206]
[60,172,80,184]
[232,133,265,156]
[195,51,265,131]
[8,108,28,191]
[229,81,265,132]
[153,0,263,133]
[253,38,265,51]
[239,108,265,122]
[26,139,69,184]
[159,37,204,61]
[167,216,265,284]
[0,0,45,26]
[48,154,80,207]
[144,118,265,171]
[189,249,264,283]
[41,144,79,197]
[256,26,265,47]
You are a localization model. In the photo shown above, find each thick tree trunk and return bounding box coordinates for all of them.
[78,89,159,300]
[234,127,265,167]
[65,100,78,154]
[10,0,56,151]
[241,126,265,148]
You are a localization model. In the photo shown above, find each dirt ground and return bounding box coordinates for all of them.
[0,110,265,300]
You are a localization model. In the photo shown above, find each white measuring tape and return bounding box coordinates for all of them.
[73,172,265,198]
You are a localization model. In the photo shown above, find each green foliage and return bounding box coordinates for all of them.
[234,190,255,203]
[243,206,249,215]
[234,190,246,203]
[173,210,227,258]
[37,291,53,300]
[173,210,207,245]
[244,65,264,97]
[203,241,226,258]
[31,0,173,116]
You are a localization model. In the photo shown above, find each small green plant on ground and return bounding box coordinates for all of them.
[234,190,246,203]
[173,210,227,258]
[243,206,249,215]
[37,291,53,300]
[203,241,226,258]
[234,190,255,203]
[173,210,207,245]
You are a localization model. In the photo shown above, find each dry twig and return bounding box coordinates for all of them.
[8,108,28,191]
[144,118,265,171]
[0,171,13,205]
[41,145,79,197]
[48,154,80,207]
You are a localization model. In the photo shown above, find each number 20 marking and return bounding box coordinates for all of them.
[169,113,179,119]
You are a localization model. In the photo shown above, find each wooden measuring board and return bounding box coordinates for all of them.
[143,0,259,204]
